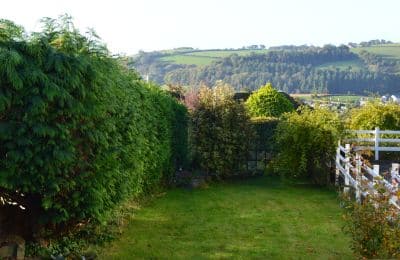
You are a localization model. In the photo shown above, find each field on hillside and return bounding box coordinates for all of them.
[161,49,269,66]
[291,94,370,103]
[161,55,216,66]
[159,45,400,67]
[100,177,352,259]
[352,44,400,60]
[316,60,365,71]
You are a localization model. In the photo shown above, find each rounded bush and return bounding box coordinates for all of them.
[245,83,294,118]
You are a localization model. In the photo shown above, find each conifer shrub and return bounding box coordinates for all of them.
[0,17,188,231]
[245,83,294,118]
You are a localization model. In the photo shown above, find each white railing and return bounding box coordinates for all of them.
[344,127,400,160]
[335,141,400,210]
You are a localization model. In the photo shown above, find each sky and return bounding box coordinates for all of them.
[1,0,399,55]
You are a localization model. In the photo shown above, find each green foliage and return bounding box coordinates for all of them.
[245,83,294,118]
[274,107,343,184]
[342,187,400,258]
[251,117,279,152]
[347,101,400,130]
[0,16,188,228]
[191,82,254,178]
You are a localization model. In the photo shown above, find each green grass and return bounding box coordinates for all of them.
[186,49,270,58]
[161,49,270,65]
[161,55,217,66]
[352,44,400,60]
[291,94,370,103]
[316,60,365,71]
[100,177,353,259]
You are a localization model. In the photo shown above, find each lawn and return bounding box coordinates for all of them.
[316,60,365,71]
[100,177,353,259]
[352,44,400,61]
[160,49,270,65]
[185,49,269,58]
[161,55,217,66]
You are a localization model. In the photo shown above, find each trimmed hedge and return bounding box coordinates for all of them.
[0,18,188,228]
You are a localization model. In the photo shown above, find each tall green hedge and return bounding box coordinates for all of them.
[0,17,188,227]
[274,107,343,185]
[191,83,254,178]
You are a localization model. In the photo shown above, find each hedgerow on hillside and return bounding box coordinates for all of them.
[0,16,188,233]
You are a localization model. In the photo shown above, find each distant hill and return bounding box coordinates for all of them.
[129,41,400,94]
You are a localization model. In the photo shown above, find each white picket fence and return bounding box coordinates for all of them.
[345,127,400,160]
[336,129,400,210]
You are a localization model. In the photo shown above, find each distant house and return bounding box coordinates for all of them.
[390,95,399,103]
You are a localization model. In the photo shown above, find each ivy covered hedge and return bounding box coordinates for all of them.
[0,17,188,229]
[190,83,254,178]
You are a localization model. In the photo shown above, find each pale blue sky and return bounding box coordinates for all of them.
[1,0,399,55]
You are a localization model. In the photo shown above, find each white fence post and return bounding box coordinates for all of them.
[373,165,380,178]
[344,144,351,193]
[392,163,400,180]
[355,152,361,202]
[374,127,380,161]
[392,163,400,174]
[335,140,340,186]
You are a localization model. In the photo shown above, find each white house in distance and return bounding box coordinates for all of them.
[381,95,399,104]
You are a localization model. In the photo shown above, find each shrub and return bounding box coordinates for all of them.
[342,185,400,258]
[274,107,343,185]
[0,17,188,232]
[347,101,400,130]
[245,83,294,118]
[191,82,254,178]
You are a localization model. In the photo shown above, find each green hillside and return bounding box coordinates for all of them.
[158,45,400,67]
[161,49,270,66]
[137,44,400,68]
[161,55,216,66]
[352,44,400,60]
[316,60,365,71]
[131,43,400,94]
